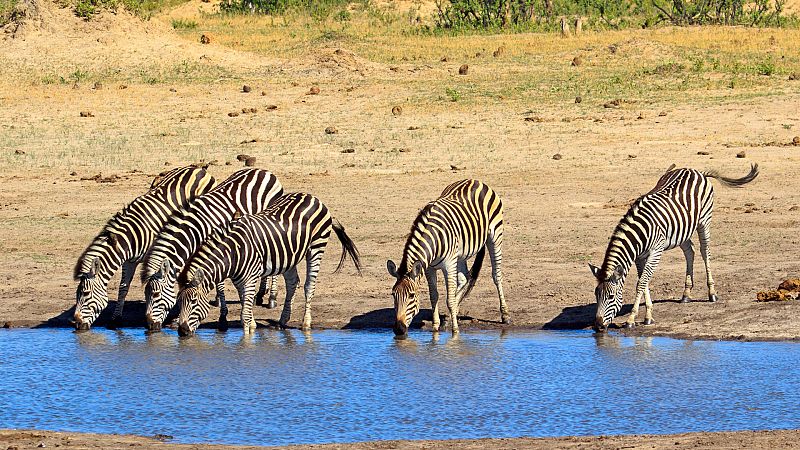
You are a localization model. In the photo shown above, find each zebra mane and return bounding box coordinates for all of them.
[73,203,135,279]
[398,202,436,275]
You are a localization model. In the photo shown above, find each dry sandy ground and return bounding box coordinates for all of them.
[3,429,800,450]
[1,1,800,343]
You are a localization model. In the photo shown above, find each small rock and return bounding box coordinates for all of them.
[240,139,259,144]
[225,161,232,165]
[70,171,77,176]
[37,443,46,448]
[341,148,355,153]
[242,85,252,93]
[474,52,482,58]
[575,96,582,104]
[165,161,171,166]
[789,205,799,211]
[228,112,240,117]
[789,73,797,81]
[603,99,621,109]
[628,154,637,159]
[608,44,618,54]
[325,126,338,134]
[169,88,177,93]
[308,86,320,95]
[736,151,746,158]
[261,91,267,96]
[264,105,278,111]
[242,107,257,114]
[697,151,710,155]
[236,154,250,161]
[450,164,463,171]
[658,111,667,117]
[244,157,257,167]
[79,111,94,117]
[408,126,420,130]
[493,46,505,58]
[72,82,80,90]
[458,64,469,75]
[93,82,102,90]
[440,56,448,62]
[392,106,402,116]
[793,136,800,146]
[14,149,25,155]
[637,113,644,120]
[571,56,582,67]
[118,84,128,90]
[524,116,544,123]
[552,153,563,160]
[200,34,212,44]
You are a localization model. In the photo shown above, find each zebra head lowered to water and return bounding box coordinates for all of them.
[175,192,362,336]
[387,179,509,337]
[590,163,759,332]
[141,168,284,331]
[73,166,215,330]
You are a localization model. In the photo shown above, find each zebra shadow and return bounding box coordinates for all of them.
[41,301,152,329]
[543,298,685,330]
[343,308,446,330]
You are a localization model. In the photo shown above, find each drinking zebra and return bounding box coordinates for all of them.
[387,179,508,336]
[175,192,362,336]
[590,163,759,331]
[142,168,284,331]
[73,165,214,330]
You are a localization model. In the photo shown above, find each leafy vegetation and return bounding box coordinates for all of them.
[73,0,190,19]
[1,0,17,25]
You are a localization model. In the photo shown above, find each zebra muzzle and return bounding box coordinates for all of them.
[393,320,408,337]
[593,317,608,332]
[177,322,193,337]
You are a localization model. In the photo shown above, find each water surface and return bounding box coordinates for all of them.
[1,328,798,445]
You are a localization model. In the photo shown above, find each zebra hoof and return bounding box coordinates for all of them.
[218,321,229,332]
[267,300,277,309]
[501,316,512,325]
[709,294,718,303]
[623,322,635,329]
[680,296,692,303]
[643,318,654,325]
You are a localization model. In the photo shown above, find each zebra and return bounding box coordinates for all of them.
[142,168,284,331]
[73,165,215,330]
[590,163,759,332]
[387,179,508,336]
[175,192,362,336]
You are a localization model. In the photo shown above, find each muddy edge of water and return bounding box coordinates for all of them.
[3,429,800,450]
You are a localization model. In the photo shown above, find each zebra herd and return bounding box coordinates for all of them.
[73,162,759,337]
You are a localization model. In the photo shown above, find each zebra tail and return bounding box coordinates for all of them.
[332,219,363,275]
[459,245,486,301]
[704,163,759,188]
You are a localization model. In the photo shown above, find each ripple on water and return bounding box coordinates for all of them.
[0,328,798,445]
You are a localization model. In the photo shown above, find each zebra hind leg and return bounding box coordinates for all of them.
[239,277,259,334]
[698,222,718,302]
[255,277,268,307]
[486,233,510,324]
[425,269,441,332]
[218,282,229,332]
[279,267,300,329]
[210,282,224,308]
[679,241,695,303]
[301,253,323,331]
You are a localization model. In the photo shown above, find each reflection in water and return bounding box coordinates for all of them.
[0,328,798,446]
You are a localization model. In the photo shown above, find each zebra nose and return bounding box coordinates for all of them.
[393,320,408,337]
[177,322,193,337]
[73,311,89,331]
[593,317,608,332]
[146,314,162,332]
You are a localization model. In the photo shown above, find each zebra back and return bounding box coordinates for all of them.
[74,165,215,281]
[142,168,284,282]
[180,193,331,289]
[398,179,503,276]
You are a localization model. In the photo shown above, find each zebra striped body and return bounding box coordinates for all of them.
[387,179,508,336]
[176,192,362,335]
[590,164,759,331]
[73,166,215,330]
[142,168,283,331]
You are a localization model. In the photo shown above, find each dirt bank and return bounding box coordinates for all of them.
[3,429,800,450]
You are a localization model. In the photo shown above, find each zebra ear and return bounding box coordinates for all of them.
[411,261,424,278]
[191,269,204,287]
[387,260,398,278]
[160,259,171,276]
[90,257,101,276]
[610,265,625,282]
[588,263,601,279]
[106,232,119,248]
[232,209,243,221]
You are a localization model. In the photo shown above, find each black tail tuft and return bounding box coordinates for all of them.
[459,246,486,301]
[332,219,362,275]
[705,163,759,188]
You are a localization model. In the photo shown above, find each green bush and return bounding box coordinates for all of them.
[219,0,350,19]
[171,18,198,28]
[0,0,17,25]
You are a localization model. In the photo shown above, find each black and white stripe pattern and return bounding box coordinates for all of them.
[73,166,215,329]
[387,179,508,335]
[175,192,362,336]
[142,168,284,331]
[590,164,759,331]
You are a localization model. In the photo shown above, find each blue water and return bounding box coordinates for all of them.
[0,328,798,446]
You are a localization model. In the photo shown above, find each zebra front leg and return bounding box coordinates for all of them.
[425,268,441,332]
[238,277,259,334]
[643,288,654,325]
[301,254,323,331]
[454,259,469,306]
[442,261,460,334]
[698,223,717,302]
[111,260,137,325]
[255,277,268,307]
[626,250,662,328]
[679,240,695,303]
[279,267,300,329]
[487,233,510,324]
[211,282,224,308]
